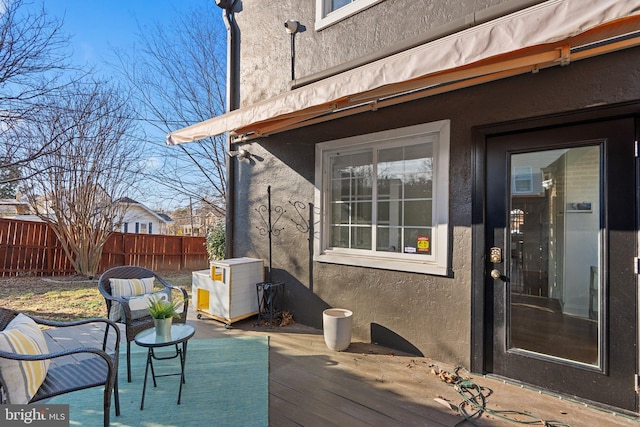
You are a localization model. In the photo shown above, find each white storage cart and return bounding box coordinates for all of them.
[192,257,264,327]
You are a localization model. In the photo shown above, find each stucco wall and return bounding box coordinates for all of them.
[231,45,640,367]
[227,0,640,366]
[235,0,536,106]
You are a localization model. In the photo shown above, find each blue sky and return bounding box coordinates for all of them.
[33,1,223,210]
[40,0,214,71]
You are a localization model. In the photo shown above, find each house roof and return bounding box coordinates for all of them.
[167,0,640,144]
[118,197,139,204]
[118,197,172,223]
[157,213,174,223]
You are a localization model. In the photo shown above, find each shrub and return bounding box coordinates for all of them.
[205,221,226,261]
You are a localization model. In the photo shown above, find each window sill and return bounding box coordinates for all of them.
[315,252,449,276]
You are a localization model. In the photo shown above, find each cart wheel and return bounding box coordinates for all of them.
[197,313,202,319]
[224,323,232,329]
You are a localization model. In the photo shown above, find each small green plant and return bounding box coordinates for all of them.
[147,296,182,319]
[205,221,226,261]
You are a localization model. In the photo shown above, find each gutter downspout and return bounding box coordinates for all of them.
[218,0,240,259]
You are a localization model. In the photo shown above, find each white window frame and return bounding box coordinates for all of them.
[315,0,385,31]
[512,166,533,194]
[314,120,450,275]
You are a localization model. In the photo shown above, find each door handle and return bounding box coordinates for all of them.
[490,269,509,282]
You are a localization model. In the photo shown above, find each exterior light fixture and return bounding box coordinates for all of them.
[228,147,251,160]
[284,20,299,34]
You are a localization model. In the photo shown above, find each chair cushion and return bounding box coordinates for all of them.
[108,277,155,321]
[0,314,50,404]
[124,289,171,320]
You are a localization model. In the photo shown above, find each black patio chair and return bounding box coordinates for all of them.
[97,266,188,382]
[0,307,120,427]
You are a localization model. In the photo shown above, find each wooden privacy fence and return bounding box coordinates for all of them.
[0,218,208,277]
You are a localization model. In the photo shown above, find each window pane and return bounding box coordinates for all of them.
[404,200,432,226]
[378,200,401,226]
[331,203,350,224]
[509,146,601,365]
[354,177,372,199]
[326,130,439,256]
[331,151,372,178]
[378,150,403,181]
[329,150,374,249]
[331,155,352,178]
[404,173,432,198]
[330,225,349,248]
[403,228,432,255]
[352,227,371,249]
[350,152,373,174]
[331,178,350,201]
[353,202,372,224]
[331,0,351,12]
[405,142,433,161]
[404,146,432,176]
[377,177,402,200]
[377,227,401,253]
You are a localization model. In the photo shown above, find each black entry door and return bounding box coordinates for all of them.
[485,118,638,411]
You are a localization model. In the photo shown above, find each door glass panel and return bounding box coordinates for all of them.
[509,146,600,366]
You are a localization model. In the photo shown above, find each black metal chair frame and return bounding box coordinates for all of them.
[97,266,188,382]
[0,307,120,427]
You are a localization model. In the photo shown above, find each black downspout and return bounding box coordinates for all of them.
[218,0,240,259]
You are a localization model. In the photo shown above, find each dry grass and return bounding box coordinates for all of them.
[0,271,194,321]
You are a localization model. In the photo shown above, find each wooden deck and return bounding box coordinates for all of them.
[50,308,639,426]
[185,310,637,427]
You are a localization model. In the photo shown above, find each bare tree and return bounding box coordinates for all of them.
[116,2,227,215]
[0,0,78,177]
[21,80,144,277]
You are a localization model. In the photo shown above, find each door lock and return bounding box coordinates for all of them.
[489,247,503,263]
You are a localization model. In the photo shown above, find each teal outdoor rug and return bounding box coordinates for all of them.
[49,336,269,427]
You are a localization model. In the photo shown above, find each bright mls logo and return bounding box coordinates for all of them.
[1,405,68,427]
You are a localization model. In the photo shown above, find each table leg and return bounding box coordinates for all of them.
[181,341,189,384]
[177,342,187,404]
[140,349,152,410]
[149,348,157,387]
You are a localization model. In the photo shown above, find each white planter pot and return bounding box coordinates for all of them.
[323,308,353,351]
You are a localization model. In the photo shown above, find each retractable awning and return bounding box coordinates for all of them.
[167,0,640,145]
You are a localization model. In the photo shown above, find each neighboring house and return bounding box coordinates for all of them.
[0,198,33,219]
[168,202,224,236]
[118,197,173,235]
[168,0,640,412]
